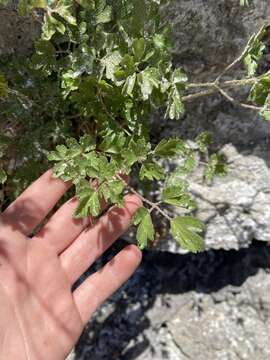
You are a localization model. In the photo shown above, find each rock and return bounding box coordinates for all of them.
[74,243,270,360]
[164,0,270,81]
[124,143,270,252]
[192,143,270,251]
[164,270,270,360]
[145,0,270,252]
[158,144,270,252]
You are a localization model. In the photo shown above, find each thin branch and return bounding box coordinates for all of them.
[186,78,257,89]
[116,174,172,221]
[182,88,217,102]
[128,186,172,221]
[183,78,258,103]
[213,83,262,111]
[215,53,246,83]
[215,25,266,82]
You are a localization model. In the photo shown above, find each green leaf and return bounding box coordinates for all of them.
[140,161,165,181]
[31,40,56,75]
[133,38,145,61]
[166,87,185,120]
[42,14,66,40]
[122,73,137,97]
[204,153,227,183]
[171,68,188,84]
[96,3,112,24]
[79,134,96,152]
[240,0,249,6]
[162,183,196,210]
[0,168,7,184]
[249,74,270,106]
[54,1,77,26]
[99,132,126,154]
[65,138,82,157]
[138,68,160,100]
[102,51,123,81]
[0,73,7,98]
[195,132,212,153]
[243,25,266,77]
[132,207,148,225]
[100,179,125,207]
[75,180,101,218]
[153,33,167,50]
[154,138,185,157]
[133,207,155,249]
[122,138,151,166]
[261,109,270,121]
[170,216,205,253]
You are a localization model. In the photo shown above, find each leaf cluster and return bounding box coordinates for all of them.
[1,0,267,253]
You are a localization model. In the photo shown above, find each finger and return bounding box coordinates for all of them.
[0,170,71,236]
[34,196,105,254]
[73,244,142,324]
[60,194,142,284]
[34,174,129,254]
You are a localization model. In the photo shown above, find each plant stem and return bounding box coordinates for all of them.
[183,77,259,108]
[213,83,262,111]
[186,78,257,89]
[116,175,172,221]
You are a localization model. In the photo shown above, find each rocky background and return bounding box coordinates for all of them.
[1,0,270,359]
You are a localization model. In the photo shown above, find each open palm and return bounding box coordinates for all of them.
[0,170,142,360]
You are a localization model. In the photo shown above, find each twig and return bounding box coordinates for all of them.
[186,78,257,89]
[183,78,259,105]
[215,25,267,82]
[213,83,262,111]
[116,174,172,221]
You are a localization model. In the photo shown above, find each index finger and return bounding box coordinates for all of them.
[0,169,71,236]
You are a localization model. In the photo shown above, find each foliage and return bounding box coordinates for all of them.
[0,0,269,252]
[240,0,250,6]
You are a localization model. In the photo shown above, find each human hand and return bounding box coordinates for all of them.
[0,170,142,360]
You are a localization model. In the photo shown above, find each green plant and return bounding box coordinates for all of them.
[0,0,269,252]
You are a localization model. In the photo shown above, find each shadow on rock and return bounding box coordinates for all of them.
[74,240,270,359]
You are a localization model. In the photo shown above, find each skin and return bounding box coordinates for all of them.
[0,170,142,360]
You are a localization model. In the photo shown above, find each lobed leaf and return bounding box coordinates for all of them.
[170,216,205,253]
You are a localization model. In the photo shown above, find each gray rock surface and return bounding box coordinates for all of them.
[147,0,270,252]
[161,143,270,252]
[71,243,270,360]
[125,143,270,253]
[165,0,270,81]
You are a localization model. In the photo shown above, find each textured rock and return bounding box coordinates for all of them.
[73,243,270,360]
[191,144,270,250]
[124,143,270,252]
[165,0,270,80]
[147,0,270,252]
